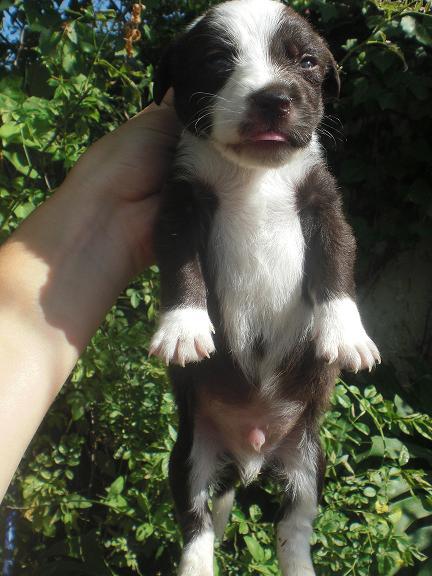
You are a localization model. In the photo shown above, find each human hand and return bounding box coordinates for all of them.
[63,91,181,275]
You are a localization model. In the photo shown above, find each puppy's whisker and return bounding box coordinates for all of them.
[323,114,343,128]
[190,91,236,105]
[182,105,215,134]
[194,112,216,133]
[316,127,338,148]
[320,122,343,136]
[212,106,243,115]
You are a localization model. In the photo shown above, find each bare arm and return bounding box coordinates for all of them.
[0,96,180,502]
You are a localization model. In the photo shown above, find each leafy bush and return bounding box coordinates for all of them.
[0,0,431,574]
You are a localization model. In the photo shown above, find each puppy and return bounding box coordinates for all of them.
[150,1,380,574]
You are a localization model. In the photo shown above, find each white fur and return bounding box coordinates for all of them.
[276,434,319,576]
[313,297,381,372]
[175,429,219,576]
[210,165,306,377]
[277,496,317,576]
[150,307,215,366]
[212,489,235,540]
[210,0,287,153]
[237,452,266,486]
[188,424,221,514]
[178,530,214,576]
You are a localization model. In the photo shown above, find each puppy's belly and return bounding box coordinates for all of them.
[196,389,305,458]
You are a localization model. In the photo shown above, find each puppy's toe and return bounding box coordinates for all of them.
[315,338,338,365]
[194,332,216,359]
[149,308,215,366]
[338,344,362,373]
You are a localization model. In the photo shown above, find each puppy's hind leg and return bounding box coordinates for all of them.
[170,417,219,576]
[212,463,238,541]
[274,432,324,576]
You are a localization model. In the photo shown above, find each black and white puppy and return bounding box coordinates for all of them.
[150,1,380,574]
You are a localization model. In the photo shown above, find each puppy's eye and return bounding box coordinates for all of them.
[206,53,231,68]
[300,55,318,69]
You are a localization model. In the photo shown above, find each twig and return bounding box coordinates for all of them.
[14,25,27,68]
[43,173,52,193]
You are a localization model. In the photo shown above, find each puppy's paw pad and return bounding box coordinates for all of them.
[149,308,215,367]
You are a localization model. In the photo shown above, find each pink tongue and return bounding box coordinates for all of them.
[247,427,266,453]
[249,132,286,142]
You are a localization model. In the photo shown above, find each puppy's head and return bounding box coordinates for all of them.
[154,0,339,168]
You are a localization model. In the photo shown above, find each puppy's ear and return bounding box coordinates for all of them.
[153,43,176,105]
[323,54,340,100]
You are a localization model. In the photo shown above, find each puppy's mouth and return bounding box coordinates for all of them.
[213,116,312,166]
[246,131,289,143]
[227,130,292,154]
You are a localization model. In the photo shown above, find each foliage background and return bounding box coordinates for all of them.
[0,0,431,574]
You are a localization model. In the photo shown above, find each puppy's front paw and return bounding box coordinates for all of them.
[149,308,215,367]
[313,298,381,373]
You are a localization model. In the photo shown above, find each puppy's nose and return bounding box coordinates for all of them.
[250,88,292,117]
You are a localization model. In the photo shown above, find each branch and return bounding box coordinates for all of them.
[13,24,27,68]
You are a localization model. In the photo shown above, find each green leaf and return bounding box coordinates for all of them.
[107,476,125,497]
[353,422,370,435]
[411,525,432,552]
[357,436,410,463]
[65,23,78,45]
[363,487,377,498]
[136,523,154,542]
[62,41,77,74]
[3,150,39,178]
[168,424,177,442]
[0,122,22,142]
[71,403,85,421]
[238,522,249,534]
[364,386,377,399]
[389,496,432,533]
[249,504,262,522]
[14,202,36,219]
[244,535,265,563]
[401,15,432,47]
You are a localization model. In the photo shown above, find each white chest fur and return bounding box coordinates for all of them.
[176,134,321,375]
[210,171,307,362]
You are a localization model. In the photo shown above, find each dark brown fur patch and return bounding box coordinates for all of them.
[156,179,218,311]
[154,16,238,134]
[296,163,357,302]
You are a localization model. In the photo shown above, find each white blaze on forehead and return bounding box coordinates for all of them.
[210,0,286,146]
[214,0,284,85]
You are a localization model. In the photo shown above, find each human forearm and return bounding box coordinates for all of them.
[0,182,156,501]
